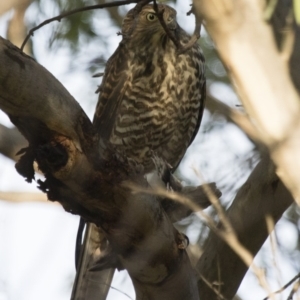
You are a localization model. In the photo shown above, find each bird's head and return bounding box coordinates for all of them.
[122,4,178,46]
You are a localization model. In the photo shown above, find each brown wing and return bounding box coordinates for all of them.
[189,73,206,147]
[93,43,129,141]
[188,54,206,147]
[172,51,206,171]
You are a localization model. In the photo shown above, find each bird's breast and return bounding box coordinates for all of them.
[109,45,203,171]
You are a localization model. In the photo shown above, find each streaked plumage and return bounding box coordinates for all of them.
[73,5,206,299]
[93,4,205,171]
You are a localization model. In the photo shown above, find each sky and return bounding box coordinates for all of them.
[0,1,299,300]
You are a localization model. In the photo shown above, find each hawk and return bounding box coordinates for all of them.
[73,5,206,298]
[93,4,206,172]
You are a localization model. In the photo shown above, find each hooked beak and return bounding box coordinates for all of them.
[166,18,177,30]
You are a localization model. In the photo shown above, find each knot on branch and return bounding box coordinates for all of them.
[36,141,68,174]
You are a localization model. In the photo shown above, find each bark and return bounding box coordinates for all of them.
[0,123,27,160]
[195,0,300,205]
[0,36,199,300]
[197,155,293,299]
[193,0,298,298]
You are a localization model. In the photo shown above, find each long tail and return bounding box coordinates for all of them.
[71,222,115,300]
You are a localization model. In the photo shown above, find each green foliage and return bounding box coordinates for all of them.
[34,0,98,51]
[54,11,97,51]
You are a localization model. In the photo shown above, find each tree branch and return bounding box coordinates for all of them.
[0,36,199,300]
[195,0,300,205]
[197,154,293,299]
[262,272,300,300]
[0,191,49,203]
[20,0,152,51]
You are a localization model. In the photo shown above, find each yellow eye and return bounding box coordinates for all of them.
[146,13,157,22]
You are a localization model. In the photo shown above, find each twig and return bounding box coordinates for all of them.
[20,0,149,51]
[265,215,283,292]
[87,279,134,300]
[177,4,202,55]
[198,273,227,300]
[132,0,153,14]
[287,279,300,300]
[125,179,271,296]
[152,0,202,55]
[192,168,273,296]
[262,272,300,300]
[152,0,181,49]
[92,72,104,78]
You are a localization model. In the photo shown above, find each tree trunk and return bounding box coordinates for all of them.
[195,0,300,204]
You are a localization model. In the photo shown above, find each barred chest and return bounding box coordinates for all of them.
[109,40,204,172]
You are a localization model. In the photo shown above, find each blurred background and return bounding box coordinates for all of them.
[0,0,299,299]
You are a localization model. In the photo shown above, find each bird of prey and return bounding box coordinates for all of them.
[93,4,206,172]
[72,4,206,299]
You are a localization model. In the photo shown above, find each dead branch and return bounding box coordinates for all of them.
[197,155,294,299]
[262,272,300,300]
[20,0,152,51]
[287,279,300,300]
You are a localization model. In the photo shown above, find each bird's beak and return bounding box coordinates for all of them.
[166,18,177,31]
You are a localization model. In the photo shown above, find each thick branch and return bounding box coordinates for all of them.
[196,0,300,204]
[0,36,199,300]
[197,155,293,299]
